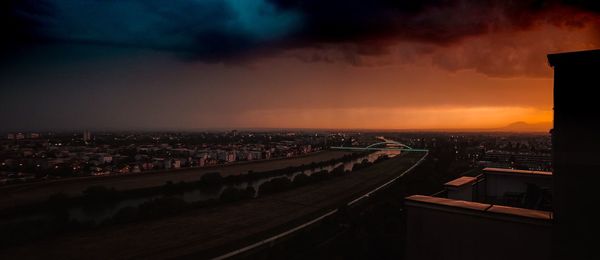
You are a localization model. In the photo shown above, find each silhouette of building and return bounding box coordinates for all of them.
[83,130,92,142]
[548,49,600,260]
[403,49,600,260]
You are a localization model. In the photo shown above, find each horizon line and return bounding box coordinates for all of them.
[0,126,551,134]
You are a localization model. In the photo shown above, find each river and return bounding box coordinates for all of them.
[68,150,400,223]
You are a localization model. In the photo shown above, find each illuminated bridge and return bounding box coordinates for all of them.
[330,140,429,152]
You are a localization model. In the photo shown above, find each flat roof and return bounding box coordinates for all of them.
[483,167,552,177]
[488,205,552,220]
[406,195,491,211]
[444,176,476,188]
[548,49,600,67]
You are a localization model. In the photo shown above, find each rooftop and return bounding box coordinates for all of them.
[406,194,491,211]
[444,176,476,188]
[406,195,552,221]
[548,49,600,67]
[487,205,552,220]
[483,167,552,177]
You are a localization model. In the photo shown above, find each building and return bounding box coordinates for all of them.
[172,159,181,169]
[404,49,600,260]
[547,49,600,259]
[83,130,92,142]
[478,151,552,171]
[405,168,553,260]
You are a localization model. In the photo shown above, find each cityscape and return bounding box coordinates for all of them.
[1,130,552,185]
[2,1,600,260]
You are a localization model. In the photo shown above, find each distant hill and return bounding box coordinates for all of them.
[494,121,552,132]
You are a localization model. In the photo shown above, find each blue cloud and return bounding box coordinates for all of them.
[5,0,302,61]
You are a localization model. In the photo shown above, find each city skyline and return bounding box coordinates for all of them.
[2,1,599,131]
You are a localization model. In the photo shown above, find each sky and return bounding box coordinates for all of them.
[1,0,600,131]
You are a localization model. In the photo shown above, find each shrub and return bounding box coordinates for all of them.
[136,197,188,219]
[258,177,292,195]
[330,165,345,177]
[293,173,311,186]
[220,187,246,202]
[82,185,118,203]
[47,192,70,207]
[200,172,223,186]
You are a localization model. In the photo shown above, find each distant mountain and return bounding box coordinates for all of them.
[494,121,552,132]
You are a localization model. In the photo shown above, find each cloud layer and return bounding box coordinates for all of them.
[3,0,600,75]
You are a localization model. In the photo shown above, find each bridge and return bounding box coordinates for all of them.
[330,140,429,152]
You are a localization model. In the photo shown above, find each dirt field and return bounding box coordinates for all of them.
[0,152,426,260]
[0,150,351,211]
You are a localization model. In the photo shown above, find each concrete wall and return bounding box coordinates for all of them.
[405,196,551,260]
[447,185,473,201]
[485,173,552,199]
[446,176,476,201]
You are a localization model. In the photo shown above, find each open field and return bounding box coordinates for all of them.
[0,151,425,260]
[0,150,351,211]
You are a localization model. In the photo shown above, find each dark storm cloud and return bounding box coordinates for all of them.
[2,0,599,63]
[270,0,600,49]
[2,0,302,62]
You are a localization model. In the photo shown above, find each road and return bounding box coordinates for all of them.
[0,151,425,260]
[0,150,351,211]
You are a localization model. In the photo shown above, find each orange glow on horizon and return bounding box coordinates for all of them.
[236,106,553,131]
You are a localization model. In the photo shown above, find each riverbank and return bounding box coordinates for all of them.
[0,152,425,259]
[0,150,351,211]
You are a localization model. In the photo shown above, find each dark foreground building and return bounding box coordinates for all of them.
[548,49,600,260]
[404,49,600,260]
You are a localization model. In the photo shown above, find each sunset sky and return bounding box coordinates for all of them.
[2,0,600,131]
